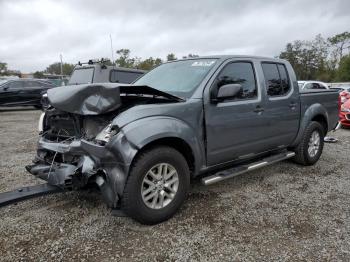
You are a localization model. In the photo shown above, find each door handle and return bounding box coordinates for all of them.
[253,105,264,113]
[289,102,297,108]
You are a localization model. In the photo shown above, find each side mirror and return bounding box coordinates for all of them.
[212,84,242,102]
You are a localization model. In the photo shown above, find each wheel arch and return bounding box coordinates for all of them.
[311,114,328,134]
[131,137,196,176]
[291,103,329,147]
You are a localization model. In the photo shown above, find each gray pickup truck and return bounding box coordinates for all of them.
[27,56,339,224]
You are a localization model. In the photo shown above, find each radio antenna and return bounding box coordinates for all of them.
[109,34,115,67]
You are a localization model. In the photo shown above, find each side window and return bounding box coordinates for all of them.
[314,83,326,89]
[262,63,291,97]
[8,81,23,89]
[216,62,257,100]
[312,83,320,89]
[277,64,290,94]
[304,83,313,89]
[39,81,55,87]
[262,63,282,96]
[25,81,38,87]
[110,70,143,84]
[321,83,328,89]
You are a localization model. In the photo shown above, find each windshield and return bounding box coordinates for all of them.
[134,59,217,98]
[68,68,94,85]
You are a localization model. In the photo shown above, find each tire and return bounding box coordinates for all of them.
[293,121,325,166]
[121,146,190,224]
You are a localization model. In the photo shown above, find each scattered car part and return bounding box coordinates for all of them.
[324,137,338,143]
[0,184,62,208]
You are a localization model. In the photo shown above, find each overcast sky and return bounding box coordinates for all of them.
[0,0,349,72]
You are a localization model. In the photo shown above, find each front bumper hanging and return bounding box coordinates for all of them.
[0,184,63,208]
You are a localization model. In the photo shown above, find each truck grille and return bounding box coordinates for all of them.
[45,112,81,141]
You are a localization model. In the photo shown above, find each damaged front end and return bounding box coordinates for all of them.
[26,83,182,208]
[26,109,135,208]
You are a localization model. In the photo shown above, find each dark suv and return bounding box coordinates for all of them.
[0,79,56,108]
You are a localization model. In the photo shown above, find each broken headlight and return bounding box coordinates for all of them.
[38,112,46,132]
[95,124,119,143]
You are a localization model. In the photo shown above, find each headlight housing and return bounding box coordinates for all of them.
[38,112,45,132]
[95,124,119,143]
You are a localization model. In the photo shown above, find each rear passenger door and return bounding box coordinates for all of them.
[261,62,300,148]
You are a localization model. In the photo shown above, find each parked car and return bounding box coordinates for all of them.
[340,90,350,104]
[68,60,146,85]
[298,81,330,90]
[0,79,56,108]
[339,98,350,127]
[27,56,339,224]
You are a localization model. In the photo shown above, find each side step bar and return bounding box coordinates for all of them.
[0,183,63,208]
[201,151,295,186]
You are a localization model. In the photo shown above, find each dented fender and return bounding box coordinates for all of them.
[109,116,205,175]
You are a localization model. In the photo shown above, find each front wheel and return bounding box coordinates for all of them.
[121,146,190,224]
[293,121,325,165]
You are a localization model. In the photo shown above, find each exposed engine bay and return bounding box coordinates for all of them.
[26,83,182,208]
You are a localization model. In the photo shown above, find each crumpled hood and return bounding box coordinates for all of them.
[47,83,183,115]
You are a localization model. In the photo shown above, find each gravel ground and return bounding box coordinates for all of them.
[0,107,349,261]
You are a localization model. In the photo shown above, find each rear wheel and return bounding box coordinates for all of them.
[293,121,324,165]
[122,146,190,224]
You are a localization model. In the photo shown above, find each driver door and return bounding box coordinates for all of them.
[204,60,269,166]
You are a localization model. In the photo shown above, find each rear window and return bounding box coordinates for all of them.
[262,63,291,97]
[110,70,143,84]
[68,68,94,85]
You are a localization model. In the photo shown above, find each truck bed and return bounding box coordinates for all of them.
[300,89,339,131]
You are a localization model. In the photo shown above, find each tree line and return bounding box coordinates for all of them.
[279,31,350,82]
[1,31,349,82]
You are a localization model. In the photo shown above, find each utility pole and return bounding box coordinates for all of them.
[110,34,115,66]
[59,54,63,80]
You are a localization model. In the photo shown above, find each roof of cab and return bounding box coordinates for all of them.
[176,55,288,64]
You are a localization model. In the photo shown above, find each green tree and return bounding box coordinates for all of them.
[0,62,7,75]
[33,71,44,79]
[137,57,162,70]
[328,31,350,64]
[335,55,350,81]
[115,49,136,68]
[46,62,74,75]
[279,34,330,80]
[166,53,177,61]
